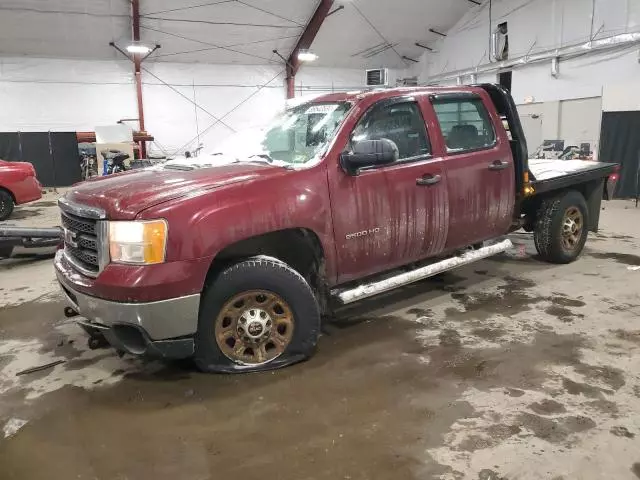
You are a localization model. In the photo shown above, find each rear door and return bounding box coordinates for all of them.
[328,97,449,284]
[430,92,514,250]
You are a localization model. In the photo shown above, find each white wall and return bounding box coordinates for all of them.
[141,62,285,155]
[558,97,603,148]
[0,57,135,131]
[418,0,640,105]
[603,80,640,111]
[0,56,378,155]
[517,97,602,153]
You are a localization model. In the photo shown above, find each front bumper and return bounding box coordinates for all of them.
[55,251,200,359]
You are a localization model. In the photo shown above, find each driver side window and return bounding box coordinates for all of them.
[351,101,430,160]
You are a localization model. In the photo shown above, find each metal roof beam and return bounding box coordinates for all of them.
[285,0,333,97]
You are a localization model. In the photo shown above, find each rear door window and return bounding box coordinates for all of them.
[432,97,496,153]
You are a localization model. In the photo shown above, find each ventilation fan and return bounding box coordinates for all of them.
[365,68,388,87]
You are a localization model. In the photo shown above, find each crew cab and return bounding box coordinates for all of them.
[54,85,616,372]
[0,159,42,221]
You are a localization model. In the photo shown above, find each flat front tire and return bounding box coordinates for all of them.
[194,256,321,373]
[534,190,589,264]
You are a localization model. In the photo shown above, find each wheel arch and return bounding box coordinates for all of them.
[523,179,603,232]
[0,186,16,203]
[202,227,330,310]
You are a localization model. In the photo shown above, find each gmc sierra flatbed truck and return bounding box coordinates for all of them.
[55,84,616,372]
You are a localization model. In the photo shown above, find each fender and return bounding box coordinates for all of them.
[139,164,338,286]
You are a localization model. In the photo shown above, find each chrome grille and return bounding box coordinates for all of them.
[65,243,98,266]
[61,213,96,235]
[61,211,100,275]
[76,234,97,251]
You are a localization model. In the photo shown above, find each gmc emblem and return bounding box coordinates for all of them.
[64,228,78,248]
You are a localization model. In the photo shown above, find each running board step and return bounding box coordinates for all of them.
[332,239,513,305]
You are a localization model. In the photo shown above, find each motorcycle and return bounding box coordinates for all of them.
[100,149,130,175]
[79,151,98,180]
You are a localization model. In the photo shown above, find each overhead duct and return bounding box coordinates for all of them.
[490,32,499,61]
[551,57,560,78]
[491,23,508,61]
[428,32,640,83]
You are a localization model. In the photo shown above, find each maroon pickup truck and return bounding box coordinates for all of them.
[55,84,616,372]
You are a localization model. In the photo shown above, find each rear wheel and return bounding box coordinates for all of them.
[0,189,14,221]
[534,190,588,264]
[195,256,320,373]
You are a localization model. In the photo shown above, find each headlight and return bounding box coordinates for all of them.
[108,220,168,265]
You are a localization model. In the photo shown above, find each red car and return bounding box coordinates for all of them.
[0,159,42,220]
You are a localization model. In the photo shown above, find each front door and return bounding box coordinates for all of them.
[328,97,449,284]
[430,92,515,250]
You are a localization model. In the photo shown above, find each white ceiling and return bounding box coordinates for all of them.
[0,0,475,68]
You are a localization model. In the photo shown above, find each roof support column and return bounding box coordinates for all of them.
[132,0,146,158]
[285,0,333,99]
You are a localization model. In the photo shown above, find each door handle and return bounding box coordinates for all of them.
[416,174,441,186]
[488,160,510,171]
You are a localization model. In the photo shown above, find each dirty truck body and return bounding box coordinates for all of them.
[54,84,616,372]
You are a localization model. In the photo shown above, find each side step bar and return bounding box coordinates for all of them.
[332,239,513,305]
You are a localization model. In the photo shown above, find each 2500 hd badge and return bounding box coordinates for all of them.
[345,227,381,240]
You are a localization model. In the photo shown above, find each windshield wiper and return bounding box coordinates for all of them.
[231,153,294,170]
[248,154,273,163]
[164,164,195,171]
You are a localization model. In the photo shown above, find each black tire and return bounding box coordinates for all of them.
[534,190,588,264]
[0,245,13,258]
[0,189,14,221]
[194,256,321,373]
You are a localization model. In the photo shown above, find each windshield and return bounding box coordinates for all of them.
[211,101,351,167]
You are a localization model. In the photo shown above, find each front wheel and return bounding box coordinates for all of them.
[534,190,588,264]
[194,256,321,373]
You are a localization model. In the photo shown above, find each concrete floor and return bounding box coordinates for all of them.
[1,194,640,480]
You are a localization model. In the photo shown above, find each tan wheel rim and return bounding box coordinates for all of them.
[561,206,583,251]
[215,290,294,365]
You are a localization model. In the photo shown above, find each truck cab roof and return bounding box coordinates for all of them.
[306,86,488,105]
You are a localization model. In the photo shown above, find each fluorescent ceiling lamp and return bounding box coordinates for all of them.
[297,49,318,62]
[126,43,152,54]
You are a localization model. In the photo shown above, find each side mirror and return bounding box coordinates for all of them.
[340,139,398,175]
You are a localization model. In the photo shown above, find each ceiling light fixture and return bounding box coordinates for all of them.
[297,49,318,62]
[126,42,153,54]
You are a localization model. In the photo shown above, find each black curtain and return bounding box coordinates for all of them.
[599,111,640,198]
[20,132,56,186]
[0,132,80,187]
[0,132,21,161]
[50,132,82,186]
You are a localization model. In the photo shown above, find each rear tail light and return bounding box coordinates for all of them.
[610,164,620,181]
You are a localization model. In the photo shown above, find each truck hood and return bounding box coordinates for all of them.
[65,162,279,219]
